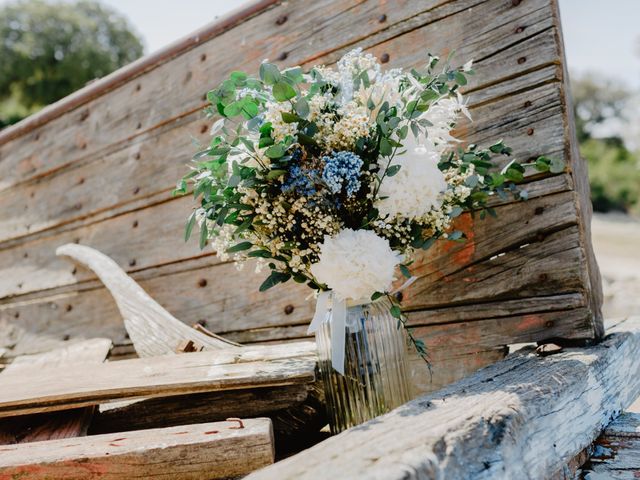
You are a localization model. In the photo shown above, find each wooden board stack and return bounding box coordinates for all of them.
[0,0,603,394]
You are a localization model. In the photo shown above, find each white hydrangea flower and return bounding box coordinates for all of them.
[420,95,470,153]
[263,101,297,142]
[376,135,448,220]
[310,229,402,301]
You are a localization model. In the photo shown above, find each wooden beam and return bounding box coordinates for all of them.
[245,317,640,480]
[0,418,274,479]
[0,339,111,445]
[0,342,316,417]
[582,412,640,478]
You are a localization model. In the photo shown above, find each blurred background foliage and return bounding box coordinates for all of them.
[0,0,143,127]
[572,74,640,215]
[0,0,638,217]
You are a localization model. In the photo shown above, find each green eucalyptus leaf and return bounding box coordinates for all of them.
[273,82,296,101]
[226,241,253,253]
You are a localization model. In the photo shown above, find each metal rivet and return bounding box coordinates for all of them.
[524,100,532,108]
[517,57,526,64]
[198,279,208,288]
[132,220,139,228]
[201,53,207,62]
[80,109,90,121]
[534,206,544,215]
[512,0,521,6]
[380,53,390,63]
[72,267,77,275]
[527,128,534,136]
[63,334,71,341]
[276,14,288,25]
[78,177,85,184]
[378,14,387,23]
[14,312,19,318]
[34,133,40,141]
[66,304,73,312]
[546,320,554,328]
[17,283,23,289]
[284,304,294,315]
[136,84,141,91]
[129,259,137,267]
[133,186,140,194]
[136,122,142,129]
[200,124,208,134]
[515,26,525,33]
[277,51,288,61]
[23,252,28,258]
[134,152,141,160]
[395,291,403,302]
[80,142,87,150]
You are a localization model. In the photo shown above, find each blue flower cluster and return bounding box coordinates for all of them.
[281,164,319,196]
[321,151,363,197]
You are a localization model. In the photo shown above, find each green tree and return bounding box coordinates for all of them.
[571,73,640,214]
[0,0,144,127]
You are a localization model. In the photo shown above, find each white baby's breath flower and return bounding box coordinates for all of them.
[376,136,448,220]
[310,229,402,301]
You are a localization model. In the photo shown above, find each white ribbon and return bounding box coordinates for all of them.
[308,277,417,376]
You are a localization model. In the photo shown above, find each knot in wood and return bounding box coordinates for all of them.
[275,14,288,25]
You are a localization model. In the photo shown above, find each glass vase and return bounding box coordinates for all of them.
[315,297,412,434]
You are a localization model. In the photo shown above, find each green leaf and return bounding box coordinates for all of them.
[390,305,402,319]
[223,102,242,117]
[454,71,467,86]
[248,249,273,258]
[199,221,208,250]
[371,291,384,301]
[226,241,253,253]
[259,271,291,292]
[281,111,301,123]
[386,164,401,177]
[550,157,565,174]
[265,144,286,159]
[295,98,310,117]
[380,137,393,156]
[184,211,197,242]
[259,136,274,148]
[399,264,411,279]
[259,63,281,85]
[272,82,296,101]
[267,169,287,179]
[241,101,258,119]
[448,230,464,241]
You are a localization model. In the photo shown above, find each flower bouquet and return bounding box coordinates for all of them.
[174,49,562,432]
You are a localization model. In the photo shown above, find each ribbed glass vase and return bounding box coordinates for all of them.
[315,297,412,434]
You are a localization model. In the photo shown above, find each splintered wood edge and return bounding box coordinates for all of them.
[245,317,640,480]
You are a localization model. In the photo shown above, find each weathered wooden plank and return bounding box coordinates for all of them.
[0,0,464,191]
[0,339,111,445]
[90,383,310,434]
[582,413,640,479]
[0,418,274,480]
[245,317,640,480]
[0,4,564,246]
[0,342,316,417]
